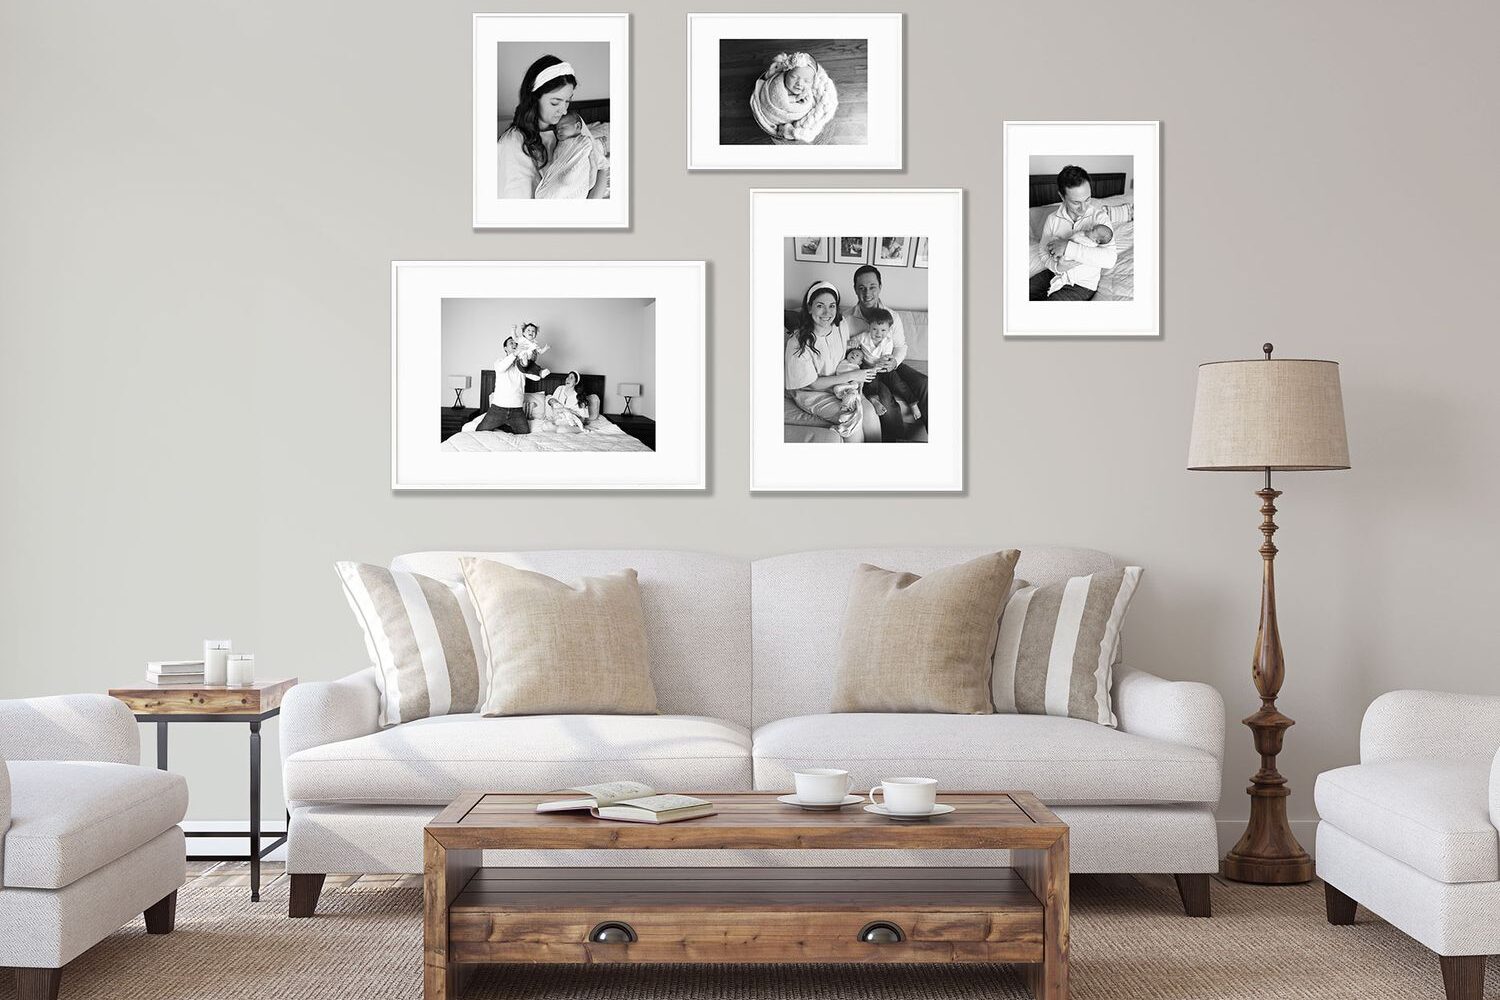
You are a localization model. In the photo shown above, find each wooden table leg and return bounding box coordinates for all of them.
[424,833,478,1000]
[1016,831,1070,1000]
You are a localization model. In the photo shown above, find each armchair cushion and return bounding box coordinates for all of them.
[3,761,188,890]
[1315,760,1498,884]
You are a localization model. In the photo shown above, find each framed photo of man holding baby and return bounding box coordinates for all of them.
[688,13,903,171]
[472,14,630,229]
[751,189,963,492]
[1003,121,1160,337]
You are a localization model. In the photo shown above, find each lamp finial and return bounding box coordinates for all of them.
[1262,343,1274,359]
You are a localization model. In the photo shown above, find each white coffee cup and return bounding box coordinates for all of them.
[792,768,855,804]
[868,777,938,815]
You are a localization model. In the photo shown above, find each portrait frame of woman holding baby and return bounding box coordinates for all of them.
[687,13,903,171]
[472,13,630,229]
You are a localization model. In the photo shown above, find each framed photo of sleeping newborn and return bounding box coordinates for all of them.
[1002,121,1160,337]
[688,13,903,170]
[392,261,705,490]
[472,13,630,229]
[751,189,964,492]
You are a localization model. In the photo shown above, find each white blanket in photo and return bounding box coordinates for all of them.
[442,413,651,453]
[1028,193,1136,302]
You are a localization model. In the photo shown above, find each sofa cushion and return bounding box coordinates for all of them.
[3,761,188,890]
[1314,760,1498,884]
[752,712,1220,805]
[284,714,752,806]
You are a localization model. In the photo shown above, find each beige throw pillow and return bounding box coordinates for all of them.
[461,558,658,717]
[830,551,1020,715]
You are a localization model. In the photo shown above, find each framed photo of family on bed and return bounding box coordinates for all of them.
[1002,121,1160,337]
[392,261,704,490]
[472,13,630,229]
[687,13,903,171]
[750,189,964,492]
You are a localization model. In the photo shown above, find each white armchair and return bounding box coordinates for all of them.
[1,694,189,1000]
[1317,690,1500,1000]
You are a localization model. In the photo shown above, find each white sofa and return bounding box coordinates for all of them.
[1,694,187,1000]
[282,547,1225,918]
[1317,690,1500,1000]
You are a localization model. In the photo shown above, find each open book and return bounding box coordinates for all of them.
[536,782,716,825]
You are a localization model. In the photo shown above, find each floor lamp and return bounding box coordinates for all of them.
[1187,344,1350,884]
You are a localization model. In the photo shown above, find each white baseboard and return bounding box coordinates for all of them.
[1216,819,1319,860]
[181,819,288,863]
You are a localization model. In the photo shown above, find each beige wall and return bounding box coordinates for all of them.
[2,1,1499,837]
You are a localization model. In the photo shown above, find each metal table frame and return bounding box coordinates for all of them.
[137,708,288,902]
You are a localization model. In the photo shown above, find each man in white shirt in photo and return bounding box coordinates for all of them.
[1030,164,1121,302]
[844,264,929,439]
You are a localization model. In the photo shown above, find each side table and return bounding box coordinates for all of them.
[108,678,297,902]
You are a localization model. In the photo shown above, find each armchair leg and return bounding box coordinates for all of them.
[144,889,178,933]
[1324,881,1358,925]
[1173,873,1212,917]
[289,873,326,918]
[1439,955,1484,1000]
[14,968,62,1000]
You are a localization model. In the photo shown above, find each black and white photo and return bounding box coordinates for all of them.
[1004,121,1159,337]
[689,14,902,170]
[473,14,629,228]
[834,235,870,265]
[875,236,911,267]
[793,236,829,263]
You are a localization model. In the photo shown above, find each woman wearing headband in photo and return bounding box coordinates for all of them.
[498,54,607,200]
[784,280,881,443]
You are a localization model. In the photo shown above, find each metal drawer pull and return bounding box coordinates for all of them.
[858,921,904,944]
[589,921,637,943]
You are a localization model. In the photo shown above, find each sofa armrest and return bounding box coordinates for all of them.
[1,760,10,888]
[1492,748,1500,833]
[280,668,382,763]
[1112,665,1226,762]
[0,694,139,765]
[1360,690,1500,764]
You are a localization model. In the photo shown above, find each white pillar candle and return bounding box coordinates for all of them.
[204,640,231,685]
[227,653,255,687]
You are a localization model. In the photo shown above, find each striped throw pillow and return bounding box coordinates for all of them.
[334,562,487,727]
[991,567,1143,726]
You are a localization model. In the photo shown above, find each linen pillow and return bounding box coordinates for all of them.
[334,562,487,727]
[829,551,1020,715]
[992,567,1143,726]
[461,558,658,717]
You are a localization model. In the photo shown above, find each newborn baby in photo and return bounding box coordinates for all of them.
[1048,223,1117,297]
[830,346,875,435]
[534,111,606,200]
[749,51,838,143]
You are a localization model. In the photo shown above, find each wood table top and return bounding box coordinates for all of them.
[426,791,1066,852]
[108,678,297,716]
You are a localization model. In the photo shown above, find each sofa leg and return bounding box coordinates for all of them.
[14,967,62,1000]
[1439,955,1485,1000]
[290,873,326,918]
[144,889,178,934]
[1173,873,1212,917]
[1324,881,1358,925]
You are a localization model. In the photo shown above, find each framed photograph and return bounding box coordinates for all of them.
[393,261,704,490]
[751,189,964,492]
[688,13,903,170]
[913,236,929,269]
[793,236,829,263]
[833,235,870,265]
[1003,121,1159,337]
[472,14,629,229]
[875,236,911,267]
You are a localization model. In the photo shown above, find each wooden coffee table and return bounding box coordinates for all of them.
[424,791,1068,1000]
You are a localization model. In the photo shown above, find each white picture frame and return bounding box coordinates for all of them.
[751,189,964,492]
[792,236,829,263]
[392,261,704,490]
[1003,121,1159,337]
[875,236,912,267]
[688,13,903,171]
[832,235,870,265]
[473,13,630,229]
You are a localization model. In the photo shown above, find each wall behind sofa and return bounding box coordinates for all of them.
[3,1,1499,844]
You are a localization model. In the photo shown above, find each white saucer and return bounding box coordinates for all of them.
[778,793,863,811]
[863,803,956,821]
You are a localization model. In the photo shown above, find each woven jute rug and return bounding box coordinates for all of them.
[5,873,1494,999]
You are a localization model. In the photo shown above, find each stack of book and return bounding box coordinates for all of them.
[146,659,205,685]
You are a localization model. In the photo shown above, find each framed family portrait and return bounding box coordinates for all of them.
[392,261,704,490]
[1003,121,1160,337]
[751,189,964,492]
[472,13,630,229]
[688,13,903,171]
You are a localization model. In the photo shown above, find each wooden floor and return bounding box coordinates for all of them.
[718,37,869,146]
